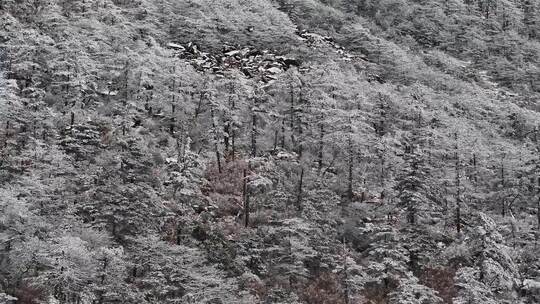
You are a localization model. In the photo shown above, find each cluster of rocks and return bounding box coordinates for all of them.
[166,31,368,81]
[167,42,302,83]
[296,30,360,62]
[297,30,339,48]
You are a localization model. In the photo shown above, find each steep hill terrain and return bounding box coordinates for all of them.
[1,0,540,303]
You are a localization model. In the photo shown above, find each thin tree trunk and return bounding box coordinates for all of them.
[123,61,129,106]
[501,154,506,187]
[171,79,176,104]
[210,106,222,173]
[455,133,461,233]
[297,167,304,211]
[224,122,230,157]
[473,153,478,184]
[194,91,204,119]
[231,129,236,161]
[347,134,353,203]
[170,104,176,134]
[273,129,278,153]
[297,91,303,158]
[318,122,324,173]
[243,169,249,227]
[281,118,286,149]
[290,85,296,149]
[380,154,385,187]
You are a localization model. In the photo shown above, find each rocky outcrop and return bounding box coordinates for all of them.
[167,42,302,83]
[166,30,365,83]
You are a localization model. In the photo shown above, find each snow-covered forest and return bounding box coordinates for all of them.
[1,0,540,303]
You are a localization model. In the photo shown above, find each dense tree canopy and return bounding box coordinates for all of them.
[1,0,540,303]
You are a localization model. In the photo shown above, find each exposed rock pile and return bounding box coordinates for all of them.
[166,30,366,82]
[297,30,342,50]
[167,42,302,83]
[296,30,363,62]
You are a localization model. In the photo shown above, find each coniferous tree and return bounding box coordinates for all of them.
[394,131,431,225]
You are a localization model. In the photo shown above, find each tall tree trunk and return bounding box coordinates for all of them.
[290,85,296,149]
[297,167,304,211]
[455,133,462,233]
[170,104,176,134]
[281,118,286,149]
[501,154,506,187]
[318,122,324,173]
[347,134,353,204]
[297,91,303,158]
[473,153,478,184]
[224,122,230,157]
[379,153,385,187]
[210,106,222,173]
[171,78,176,104]
[231,128,236,161]
[228,87,235,161]
[243,169,249,227]
[194,91,204,119]
[273,129,278,153]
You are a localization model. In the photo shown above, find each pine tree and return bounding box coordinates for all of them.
[394,131,431,225]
